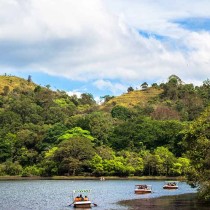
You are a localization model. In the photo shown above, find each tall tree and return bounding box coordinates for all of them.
[183,106,210,200]
[54,137,95,175]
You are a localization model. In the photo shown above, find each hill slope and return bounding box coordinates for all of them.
[0,75,36,94]
[102,87,163,110]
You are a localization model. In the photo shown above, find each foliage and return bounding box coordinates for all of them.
[54,137,95,175]
[111,105,132,121]
[22,165,41,177]
[183,105,210,200]
[110,117,184,153]
[151,105,180,120]
[127,86,134,92]
[3,161,23,175]
[58,127,94,142]
[84,112,115,146]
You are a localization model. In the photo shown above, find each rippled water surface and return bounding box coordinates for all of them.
[0,179,197,210]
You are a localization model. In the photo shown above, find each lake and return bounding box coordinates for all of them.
[0,179,197,210]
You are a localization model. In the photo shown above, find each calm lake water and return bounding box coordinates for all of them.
[0,179,197,210]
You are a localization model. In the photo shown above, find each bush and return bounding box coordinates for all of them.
[5,161,22,175]
[0,164,6,175]
[22,165,41,177]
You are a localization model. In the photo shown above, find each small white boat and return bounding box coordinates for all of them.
[71,189,92,208]
[163,181,179,189]
[134,184,152,194]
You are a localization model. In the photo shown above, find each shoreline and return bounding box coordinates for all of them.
[118,193,210,210]
[0,175,186,181]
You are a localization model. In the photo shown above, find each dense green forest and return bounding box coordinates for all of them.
[0,74,210,200]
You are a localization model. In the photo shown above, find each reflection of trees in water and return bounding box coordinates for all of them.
[119,193,210,210]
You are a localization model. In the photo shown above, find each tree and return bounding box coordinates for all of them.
[27,75,32,83]
[170,157,190,176]
[151,106,180,120]
[95,146,115,160]
[119,151,144,175]
[46,84,51,89]
[42,123,67,147]
[101,95,115,103]
[22,165,41,177]
[111,105,132,121]
[151,83,159,88]
[3,86,10,96]
[168,75,182,85]
[141,150,158,176]
[54,137,95,175]
[0,133,17,162]
[154,147,176,176]
[4,161,22,175]
[8,96,41,124]
[110,117,184,152]
[85,112,115,146]
[79,93,96,105]
[58,127,94,142]
[127,86,134,92]
[183,106,210,200]
[0,111,22,134]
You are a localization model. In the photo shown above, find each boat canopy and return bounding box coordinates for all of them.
[164,181,179,186]
[164,181,179,184]
[135,184,152,187]
[135,184,152,189]
[73,189,92,193]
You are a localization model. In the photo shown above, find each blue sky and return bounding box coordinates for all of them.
[1,0,210,100]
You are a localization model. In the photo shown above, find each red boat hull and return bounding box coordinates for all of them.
[135,189,152,194]
[163,185,178,189]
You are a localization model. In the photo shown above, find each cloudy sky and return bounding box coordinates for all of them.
[1,0,210,99]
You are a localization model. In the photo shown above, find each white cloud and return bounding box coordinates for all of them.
[0,0,210,95]
[67,91,82,98]
[93,79,127,95]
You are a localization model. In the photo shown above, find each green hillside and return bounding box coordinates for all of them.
[0,75,36,94]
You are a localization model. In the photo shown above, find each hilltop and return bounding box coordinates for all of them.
[0,75,163,111]
[0,75,36,94]
[102,87,162,110]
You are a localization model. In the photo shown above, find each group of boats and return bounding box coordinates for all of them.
[70,181,179,208]
[135,181,179,194]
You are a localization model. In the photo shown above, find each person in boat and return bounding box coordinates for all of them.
[79,194,84,201]
[84,196,89,201]
[138,185,147,189]
[74,196,80,202]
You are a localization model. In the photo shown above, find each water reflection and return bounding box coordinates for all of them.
[119,193,210,210]
[73,209,91,210]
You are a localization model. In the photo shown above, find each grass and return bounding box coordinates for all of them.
[101,87,163,111]
[0,75,36,94]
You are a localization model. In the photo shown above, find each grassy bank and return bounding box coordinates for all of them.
[0,175,186,181]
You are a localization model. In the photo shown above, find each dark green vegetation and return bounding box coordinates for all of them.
[0,74,210,200]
